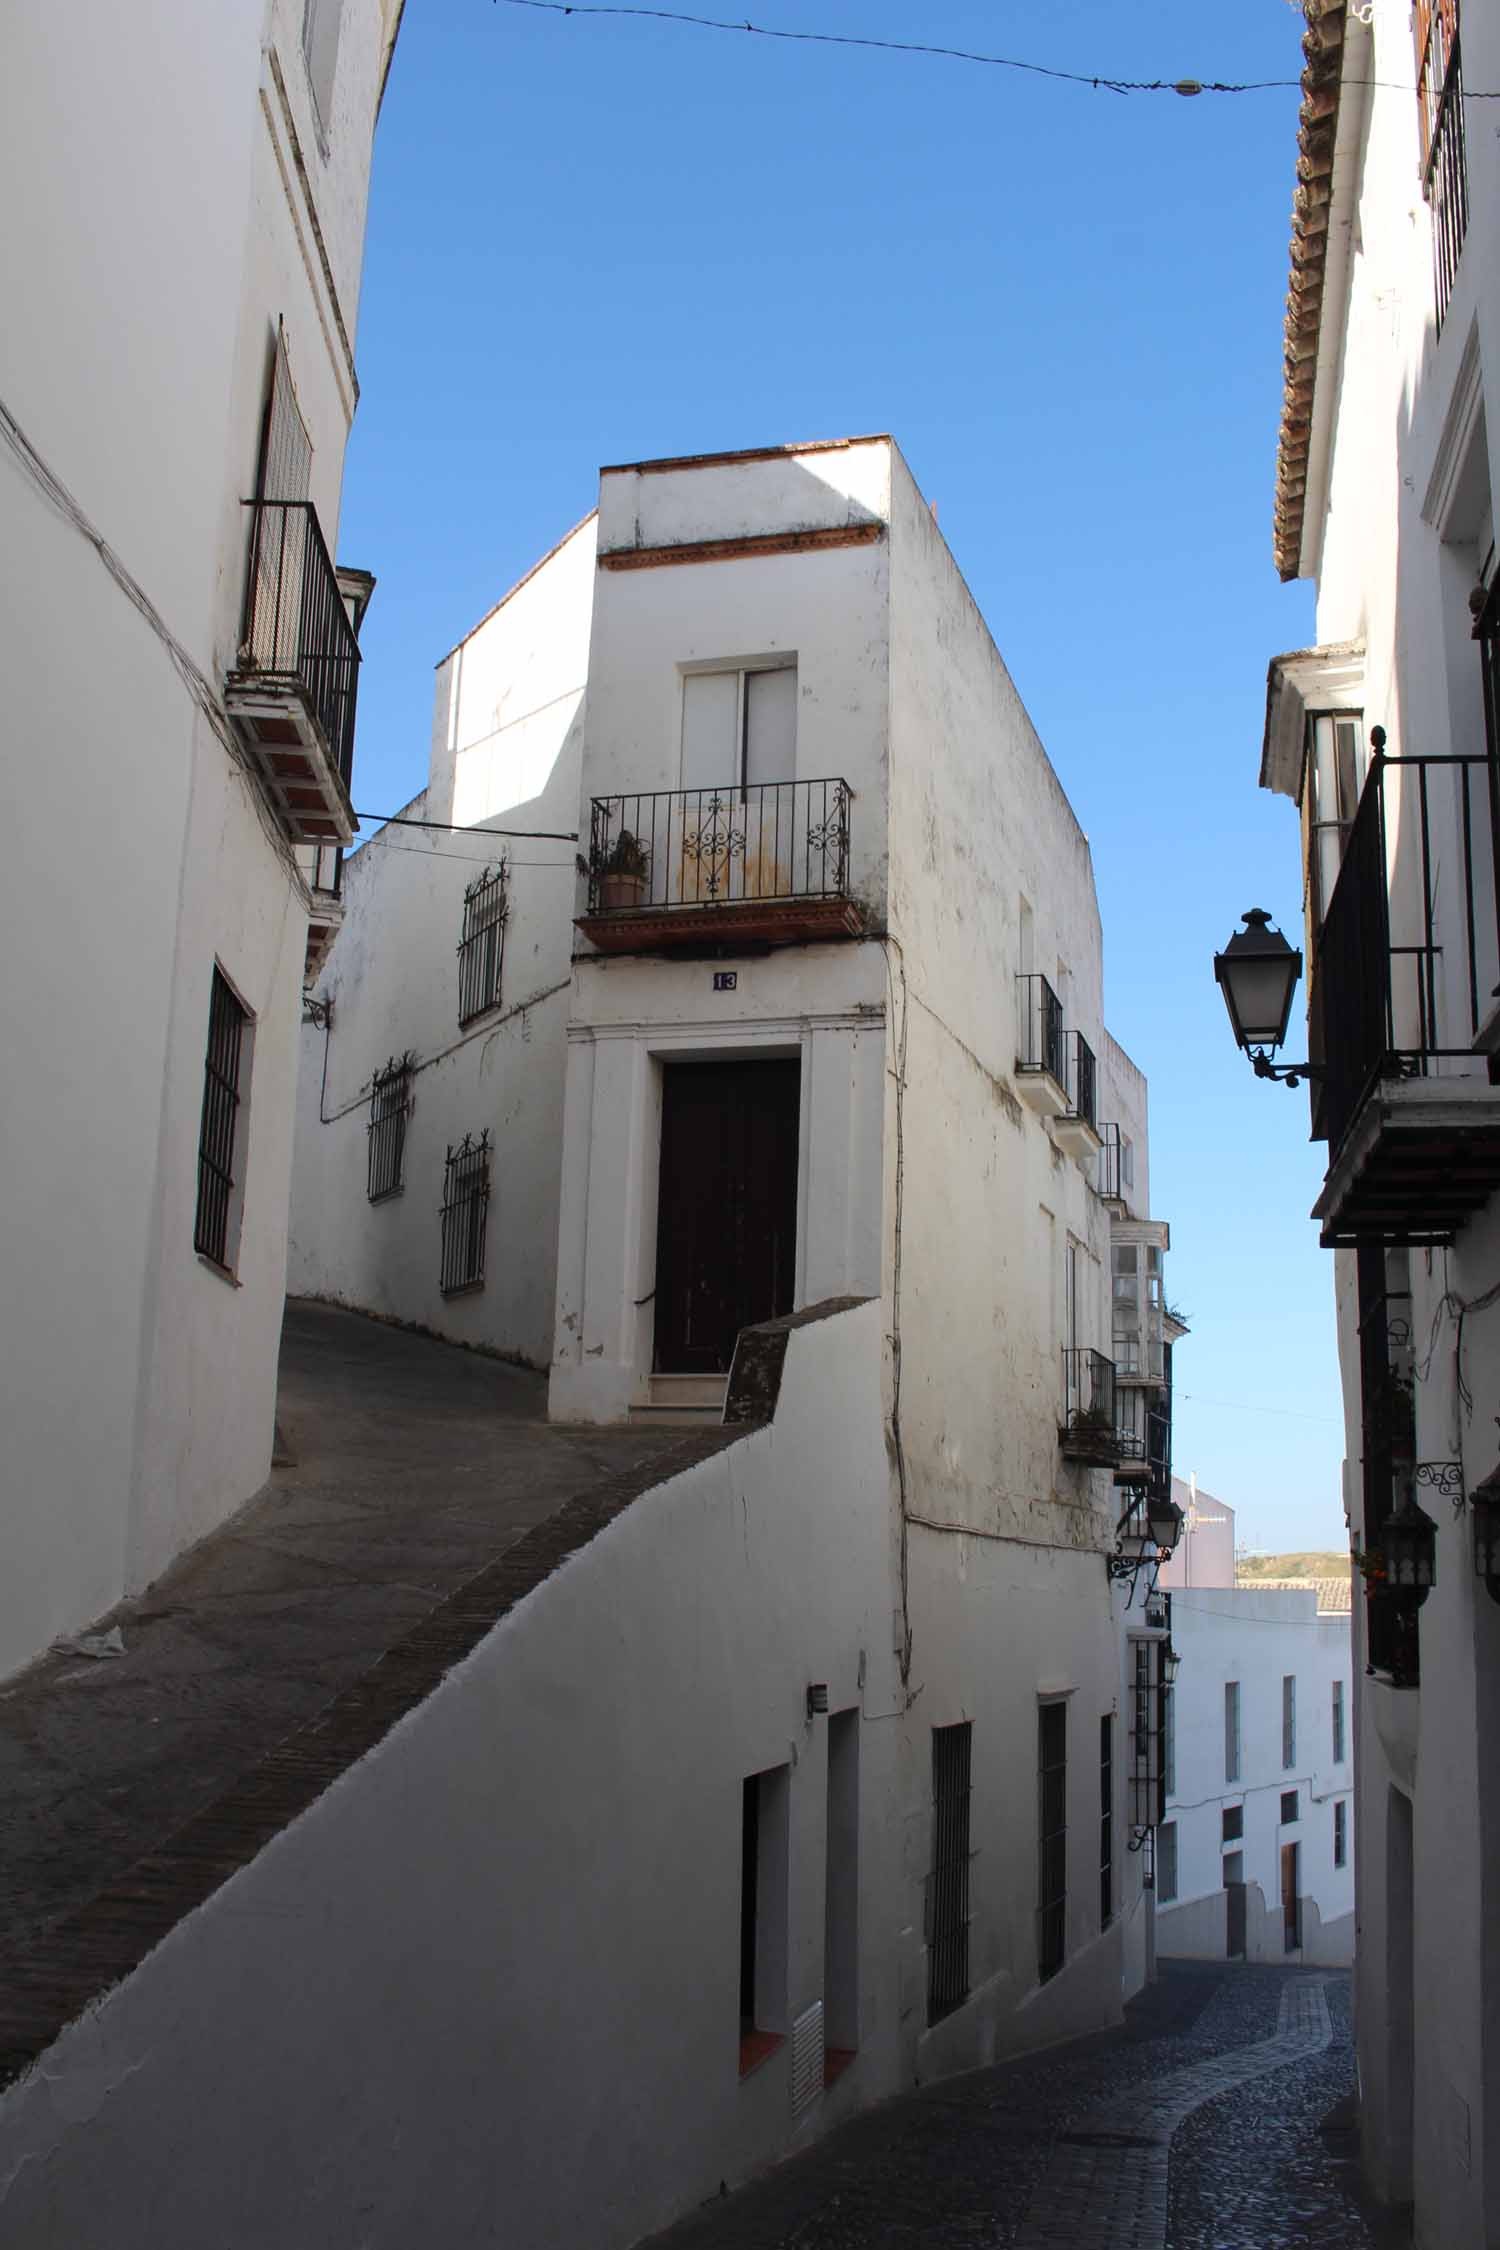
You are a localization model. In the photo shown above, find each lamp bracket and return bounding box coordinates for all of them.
[1249,1047,1325,1088]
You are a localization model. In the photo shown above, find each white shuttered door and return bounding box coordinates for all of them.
[744,666,796,786]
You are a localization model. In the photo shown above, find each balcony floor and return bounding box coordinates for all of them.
[1315,1077,1500,1247]
[576,895,865,954]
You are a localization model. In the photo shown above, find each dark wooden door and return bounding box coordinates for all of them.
[1225,1879,1247,1959]
[654,1058,800,1374]
[1281,1842,1300,1953]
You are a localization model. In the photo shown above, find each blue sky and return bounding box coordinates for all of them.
[339,0,1348,1554]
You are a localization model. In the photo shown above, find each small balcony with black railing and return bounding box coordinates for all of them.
[1309,738,1500,1247]
[1417,0,1468,332]
[302,843,344,985]
[576,779,861,954]
[1114,1385,1173,1506]
[1016,976,1100,1165]
[1060,1347,1121,1467]
[224,500,361,846]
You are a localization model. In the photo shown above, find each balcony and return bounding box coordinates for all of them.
[1115,1386,1172,1504]
[303,844,344,985]
[1060,1349,1120,1466]
[224,500,360,845]
[1098,1122,1128,1207]
[1015,973,1066,1116]
[576,779,861,953]
[1310,749,1500,1247]
[1052,1029,1101,1162]
[1417,3,1468,331]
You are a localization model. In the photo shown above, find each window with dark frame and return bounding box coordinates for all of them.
[195,967,249,1270]
[1038,1702,1067,1984]
[1156,1819,1178,1903]
[457,862,509,1025]
[1099,1714,1113,1932]
[1222,1804,1244,1845]
[1281,1789,1299,1826]
[439,1132,491,1295]
[1225,1680,1241,1784]
[1332,1678,1346,1765]
[1282,1674,1297,1769]
[1334,1798,1348,1869]
[366,1055,412,1202]
[928,1722,972,2024]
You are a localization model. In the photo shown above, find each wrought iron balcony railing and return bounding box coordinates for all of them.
[236,499,360,793]
[1116,1387,1172,1503]
[1016,972,1064,1084]
[1418,5,1468,330]
[1098,1121,1125,1203]
[1059,1028,1097,1130]
[582,779,855,945]
[1310,747,1499,1159]
[1061,1348,1119,1464]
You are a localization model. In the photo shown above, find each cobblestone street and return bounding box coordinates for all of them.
[644,1965,1409,2250]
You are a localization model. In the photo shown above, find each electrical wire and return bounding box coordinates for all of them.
[356,809,579,839]
[492,0,1500,101]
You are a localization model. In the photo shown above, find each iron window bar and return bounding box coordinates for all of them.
[927,1722,972,2024]
[586,778,852,913]
[194,967,248,1268]
[457,861,509,1025]
[367,1054,413,1203]
[1308,740,1499,1158]
[1128,1637,1167,1841]
[1098,1121,1125,1202]
[238,499,360,789]
[1037,1702,1067,1982]
[1015,971,1064,1084]
[1061,1347,1118,1463]
[1416,4,1467,331]
[439,1131,492,1296]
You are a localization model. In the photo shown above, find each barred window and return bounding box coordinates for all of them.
[440,1132,491,1295]
[195,966,250,1270]
[457,862,508,1025]
[927,1722,972,2023]
[367,1055,413,1203]
[1038,1701,1067,1982]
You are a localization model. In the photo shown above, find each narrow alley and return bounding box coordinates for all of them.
[643,1962,1402,2250]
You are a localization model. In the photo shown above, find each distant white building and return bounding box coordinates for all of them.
[1157,1584,1355,1967]
[1158,1475,1237,1592]
[0,0,401,1681]
[287,434,1190,2239]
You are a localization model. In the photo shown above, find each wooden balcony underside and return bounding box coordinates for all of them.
[1315,1079,1500,1246]
[225,675,356,845]
[576,895,865,954]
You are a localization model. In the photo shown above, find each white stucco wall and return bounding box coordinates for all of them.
[0,1,395,1674]
[289,519,596,1364]
[1156,1591,1353,1967]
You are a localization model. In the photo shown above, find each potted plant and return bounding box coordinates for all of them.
[596,829,651,912]
[1062,1405,1119,1465]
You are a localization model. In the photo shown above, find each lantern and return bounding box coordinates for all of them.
[1382,1490,1437,1592]
[1214,910,1303,1054]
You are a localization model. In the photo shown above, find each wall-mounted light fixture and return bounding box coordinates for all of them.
[1471,1467,1500,1606]
[1213,910,1320,1088]
[1382,1489,1437,1592]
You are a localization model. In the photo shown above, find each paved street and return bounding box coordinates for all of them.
[644,1964,1408,2250]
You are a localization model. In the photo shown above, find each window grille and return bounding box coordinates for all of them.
[1332,1679,1346,1765]
[195,967,249,1268]
[927,1722,972,2023]
[457,862,508,1025]
[1038,1702,1067,1983]
[1224,1680,1241,1784]
[1099,1714,1113,1932]
[439,1131,491,1294]
[1334,1798,1348,1869]
[367,1054,413,1202]
[1128,1641,1165,1831]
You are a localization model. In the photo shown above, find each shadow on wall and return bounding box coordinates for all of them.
[1157,1881,1353,1968]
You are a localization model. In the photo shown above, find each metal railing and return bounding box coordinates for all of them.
[585,779,851,915]
[1309,745,1499,1155]
[1062,1347,1117,1441]
[238,499,360,788]
[1419,10,1468,330]
[439,1131,491,1295]
[1059,1028,1097,1128]
[367,1056,412,1203]
[457,862,508,1024]
[1098,1121,1124,1201]
[1016,972,1064,1083]
[1116,1387,1172,1502]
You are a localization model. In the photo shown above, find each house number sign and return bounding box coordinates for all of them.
[713,971,737,992]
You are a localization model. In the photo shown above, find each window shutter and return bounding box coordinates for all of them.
[744,666,797,787]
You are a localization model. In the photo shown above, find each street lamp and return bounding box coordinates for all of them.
[1162,1643,1182,1686]
[1470,1466,1500,1606]
[1148,1492,1184,1558]
[1382,1489,1437,1592]
[1213,910,1317,1086]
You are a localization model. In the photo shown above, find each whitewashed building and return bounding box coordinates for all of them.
[1156,1586,1354,1967]
[287,434,1191,2235]
[1246,2,1500,2239]
[0,1,401,1682]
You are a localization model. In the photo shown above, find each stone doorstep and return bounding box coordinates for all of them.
[0,1424,742,2093]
